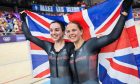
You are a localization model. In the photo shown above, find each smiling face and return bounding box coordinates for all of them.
[50,22,64,41]
[65,22,83,43]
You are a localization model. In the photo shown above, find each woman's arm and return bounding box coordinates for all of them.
[92,14,127,49]
[87,0,132,50]
[21,12,51,51]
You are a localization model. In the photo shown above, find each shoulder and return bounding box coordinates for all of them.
[86,37,97,43]
[44,41,54,47]
[66,42,74,46]
[65,42,74,54]
[65,42,75,49]
[66,42,74,45]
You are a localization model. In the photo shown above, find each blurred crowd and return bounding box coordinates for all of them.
[0,11,22,36]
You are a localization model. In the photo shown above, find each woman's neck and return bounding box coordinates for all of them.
[54,39,65,52]
[74,37,84,50]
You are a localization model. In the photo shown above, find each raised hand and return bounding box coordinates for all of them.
[20,10,27,22]
[122,0,133,13]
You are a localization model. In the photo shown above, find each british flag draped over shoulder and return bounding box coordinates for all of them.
[24,0,140,83]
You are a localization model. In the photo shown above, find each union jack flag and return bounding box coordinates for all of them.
[24,0,140,83]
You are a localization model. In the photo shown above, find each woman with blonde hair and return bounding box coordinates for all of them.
[65,0,133,84]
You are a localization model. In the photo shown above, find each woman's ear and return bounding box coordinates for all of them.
[62,32,65,36]
[81,29,83,35]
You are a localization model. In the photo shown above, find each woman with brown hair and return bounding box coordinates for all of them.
[20,13,74,84]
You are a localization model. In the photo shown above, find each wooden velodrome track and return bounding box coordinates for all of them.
[0,22,140,84]
[0,41,50,84]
